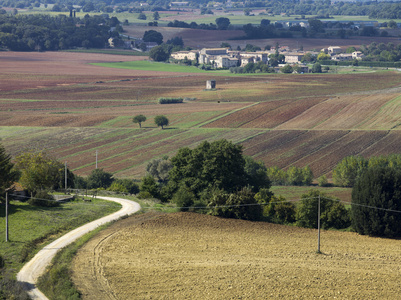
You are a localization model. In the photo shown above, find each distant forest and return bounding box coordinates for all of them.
[2,0,401,19]
[0,13,119,50]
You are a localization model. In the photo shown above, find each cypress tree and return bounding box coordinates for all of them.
[352,167,401,237]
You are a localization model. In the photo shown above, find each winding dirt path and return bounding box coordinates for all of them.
[16,196,141,300]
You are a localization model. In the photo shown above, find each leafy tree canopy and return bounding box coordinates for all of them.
[143,29,163,45]
[86,168,114,189]
[132,114,146,128]
[352,167,401,237]
[0,143,19,201]
[166,139,269,200]
[14,151,66,193]
[154,115,169,129]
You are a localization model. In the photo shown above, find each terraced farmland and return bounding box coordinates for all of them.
[1,51,401,178]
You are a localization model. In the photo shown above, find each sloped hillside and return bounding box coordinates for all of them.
[72,212,401,299]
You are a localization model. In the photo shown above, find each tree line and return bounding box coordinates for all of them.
[0,13,118,51]
[2,140,400,239]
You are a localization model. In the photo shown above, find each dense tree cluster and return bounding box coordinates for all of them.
[266,166,313,186]
[352,167,401,238]
[0,14,117,51]
[359,42,401,62]
[167,19,217,30]
[333,154,401,187]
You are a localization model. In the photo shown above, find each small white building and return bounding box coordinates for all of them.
[215,56,239,68]
[171,50,198,61]
[328,46,343,54]
[352,51,365,60]
[285,52,305,64]
[332,53,353,61]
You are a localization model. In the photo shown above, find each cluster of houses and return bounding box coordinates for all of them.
[171,46,364,69]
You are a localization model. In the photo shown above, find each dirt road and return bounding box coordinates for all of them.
[17,196,140,300]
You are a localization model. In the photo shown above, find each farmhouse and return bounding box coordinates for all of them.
[332,53,353,61]
[285,52,305,64]
[352,51,365,60]
[171,50,198,61]
[199,48,229,64]
[216,55,239,68]
[328,46,343,54]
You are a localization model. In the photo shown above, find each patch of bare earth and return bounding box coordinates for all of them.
[72,212,401,299]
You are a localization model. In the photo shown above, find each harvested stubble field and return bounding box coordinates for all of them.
[72,212,401,299]
[2,52,401,177]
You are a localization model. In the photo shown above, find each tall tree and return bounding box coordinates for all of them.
[352,167,401,237]
[86,168,114,189]
[143,30,163,45]
[0,143,18,201]
[215,17,230,30]
[14,151,64,194]
[166,139,248,198]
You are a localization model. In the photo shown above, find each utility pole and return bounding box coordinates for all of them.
[317,194,321,254]
[96,150,98,169]
[5,192,8,242]
[65,161,67,192]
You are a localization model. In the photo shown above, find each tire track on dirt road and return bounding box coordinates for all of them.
[17,196,141,300]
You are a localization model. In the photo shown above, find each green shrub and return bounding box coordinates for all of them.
[29,190,59,207]
[265,195,296,224]
[158,97,183,104]
[208,187,262,221]
[137,191,153,199]
[172,185,196,211]
[0,273,29,300]
[296,189,350,229]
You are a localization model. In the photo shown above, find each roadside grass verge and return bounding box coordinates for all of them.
[36,222,111,300]
[0,198,121,276]
[36,195,177,299]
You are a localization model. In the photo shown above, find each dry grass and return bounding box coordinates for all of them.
[72,212,401,299]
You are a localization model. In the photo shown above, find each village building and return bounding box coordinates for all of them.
[332,53,353,61]
[352,51,365,60]
[285,52,305,64]
[215,55,239,68]
[328,46,343,55]
[170,50,198,61]
[199,48,228,64]
[170,1,189,6]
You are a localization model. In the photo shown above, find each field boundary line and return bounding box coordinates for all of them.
[196,102,259,128]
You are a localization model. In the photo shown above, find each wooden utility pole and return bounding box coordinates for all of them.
[5,192,8,242]
[65,161,67,191]
[317,194,321,253]
[96,150,98,169]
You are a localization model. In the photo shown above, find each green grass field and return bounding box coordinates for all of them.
[0,197,121,275]
[92,60,230,74]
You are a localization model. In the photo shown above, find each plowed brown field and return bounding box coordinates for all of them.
[72,212,401,299]
[3,52,401,177]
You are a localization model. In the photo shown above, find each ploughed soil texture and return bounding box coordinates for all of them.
[72,212,401,299]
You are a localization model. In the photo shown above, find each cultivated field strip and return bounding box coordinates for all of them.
[3,53,401,178]
[72,212,401,299]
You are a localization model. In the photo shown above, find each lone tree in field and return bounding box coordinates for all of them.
[154,115,169,129]
[352,167,401,238]
[132,114,146,128]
